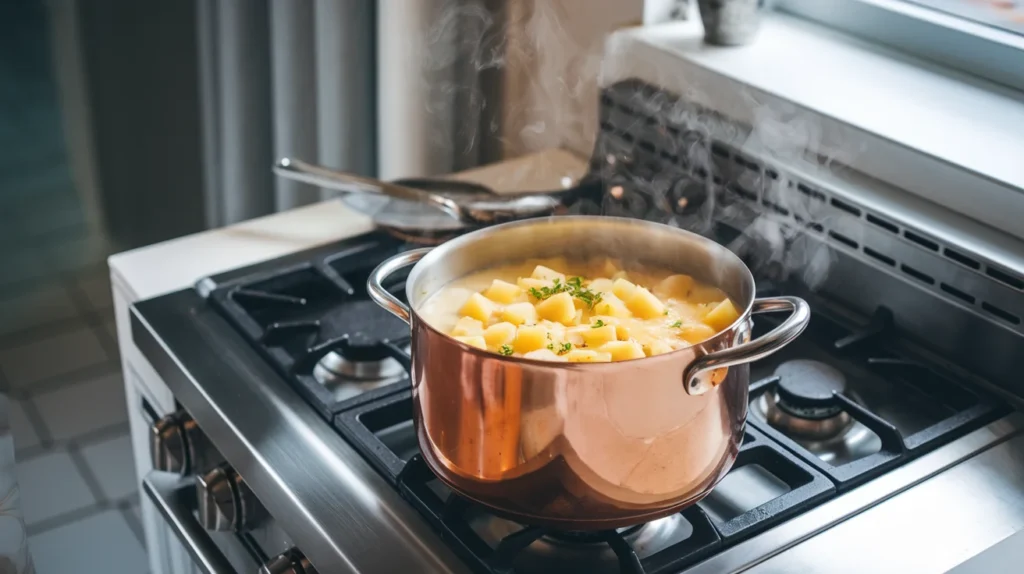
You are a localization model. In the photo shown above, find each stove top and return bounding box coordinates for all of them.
[199,230,1006,574]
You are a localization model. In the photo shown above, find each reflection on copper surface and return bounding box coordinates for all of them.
[411,314,747,530]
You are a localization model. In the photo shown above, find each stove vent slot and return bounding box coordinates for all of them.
[987,266,1024,291]
[829,198,861,217]
[866,214,899,234]
[596,83,1024,335]
[940,283,975,304]
[900,264,935,286]
[904,231,939,252]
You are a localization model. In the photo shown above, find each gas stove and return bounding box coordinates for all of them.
[127,75,1024,573]
[172,227,1003,574]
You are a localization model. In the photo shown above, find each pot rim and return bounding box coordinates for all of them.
[404,215,757,368]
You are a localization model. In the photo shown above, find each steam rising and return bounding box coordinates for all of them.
[416,1,853,289]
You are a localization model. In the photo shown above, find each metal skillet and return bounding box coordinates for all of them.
[273,158,604,242]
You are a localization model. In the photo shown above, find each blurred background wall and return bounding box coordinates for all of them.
[42,0,642,249]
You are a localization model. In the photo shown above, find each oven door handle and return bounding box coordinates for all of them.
[143,471,238,574]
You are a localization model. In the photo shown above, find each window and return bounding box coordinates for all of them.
[908,0,1024,35]
[775,0,1024,92]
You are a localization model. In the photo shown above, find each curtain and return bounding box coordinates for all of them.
[197,0,504,228]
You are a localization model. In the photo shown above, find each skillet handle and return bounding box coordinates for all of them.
[683,296,811,396]
[367,248,432,326]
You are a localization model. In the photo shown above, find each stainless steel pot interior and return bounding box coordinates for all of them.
[405,215,756,325]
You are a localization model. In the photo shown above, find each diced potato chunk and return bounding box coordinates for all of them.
[645,340,674,356]
[425,255,737,364]
[582,325,618,348]
[703,299,740,331]
[612,278,637,301]
[460,293,498,323]
[678,322,717,344]
[565,349,613,363]
[500,302,538,326]
[518,277,552,293]
[483,279,522,304]
[599,340,646,361]
[514,325,548,354]
[454,335,486,349]
[532,265,565,282]
[654,274,695,299]
[535,292,576,325]
[483,322,517,347]
[451,316,484,336]
[524,348,568,362]
[565,326,589,346]
[593,293,632,318]
[540,320,567,342]
[626,287,666,319]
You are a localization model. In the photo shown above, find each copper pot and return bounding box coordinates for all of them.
[368,216,809,530]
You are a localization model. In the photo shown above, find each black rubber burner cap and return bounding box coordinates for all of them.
[773,359,848,420]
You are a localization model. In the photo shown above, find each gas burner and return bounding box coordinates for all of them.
[759,359,853,441]
[467,511,696,574]
[312,343,410,402]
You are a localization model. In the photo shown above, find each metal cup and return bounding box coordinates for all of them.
[697,0,766,46]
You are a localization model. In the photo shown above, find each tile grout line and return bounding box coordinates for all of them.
[0,370,53,453]
[118,500,147,548]
[62,270,120,360]
[66,443,110,508]
[13,360,122,400]
[25,502,105,538]
[15,421,131,464]
[0,306,110,350]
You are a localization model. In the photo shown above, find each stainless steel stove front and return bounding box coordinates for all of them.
[140,397,312,574]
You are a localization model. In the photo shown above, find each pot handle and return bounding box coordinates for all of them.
[683,296,811,396]
[367,248,432,325]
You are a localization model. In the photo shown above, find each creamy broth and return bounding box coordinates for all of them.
[418,257,741,362]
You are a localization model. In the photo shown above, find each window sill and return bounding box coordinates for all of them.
[603,12,1024,242]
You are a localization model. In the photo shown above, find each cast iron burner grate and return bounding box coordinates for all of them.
[334,391,834,574]
[746,305,1007,490]
[204,233,415,419]
[197,231,1007,572]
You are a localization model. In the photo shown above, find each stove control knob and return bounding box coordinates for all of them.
[150,411,195,474]
[259,549,317,574]
[196,464,264,532]
[150,411,217,475]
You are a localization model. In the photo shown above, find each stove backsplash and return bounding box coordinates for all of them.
[590,79,1024,402]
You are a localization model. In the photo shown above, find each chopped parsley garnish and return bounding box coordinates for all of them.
[591,319,606,328]
[546,341,574,355]
[663,309,670,315]
[670,321,683,328]
[499,345,514,356]
[529,276,603,309]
